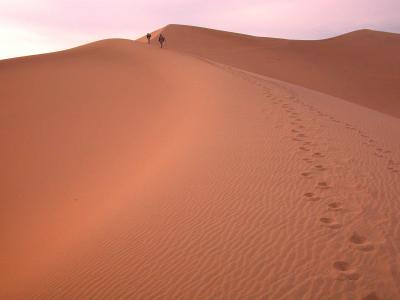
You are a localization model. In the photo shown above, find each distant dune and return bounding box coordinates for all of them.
[142,24,400,118]
[1,25,400,299]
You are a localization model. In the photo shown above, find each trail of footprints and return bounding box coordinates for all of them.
[282,81,400,175]
[309,100,399,174]
[279,90,379,284]
[267,85,390,293]
[218,65,390,296]
[264,81,382,288]
[357,131,400,173]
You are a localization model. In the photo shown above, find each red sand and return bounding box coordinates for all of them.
[1,25,400,299]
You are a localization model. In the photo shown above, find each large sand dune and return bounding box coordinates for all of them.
[142,25,400,118]
[1,26,400,299]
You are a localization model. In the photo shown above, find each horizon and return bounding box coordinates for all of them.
[1,0,400,60]
[0,25,396,61]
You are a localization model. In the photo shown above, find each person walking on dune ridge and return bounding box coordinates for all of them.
[158,34,166,48]
[146,33,151,44]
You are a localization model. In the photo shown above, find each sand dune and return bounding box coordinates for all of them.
[142,25,400,118]
[1,26,400,299]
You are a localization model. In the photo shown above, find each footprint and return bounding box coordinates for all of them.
[349,232,375,252]
[299,147,310,151]
[304,192,320,201]
[333,261,360,281]
[320,217,334,224]
[317,182,330,189]
[312,152,324,158]
[328,202,343,211]
[301,172,312,178]
[320,217,341,229]
[314,165,326,171]
[350,232,366,244]
[303,158,313,163]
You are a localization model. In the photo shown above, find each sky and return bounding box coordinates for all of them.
[1,0,399,59]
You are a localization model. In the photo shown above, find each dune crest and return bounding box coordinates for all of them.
[141,24,400,118]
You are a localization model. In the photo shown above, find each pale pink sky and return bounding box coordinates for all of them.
[1,0,399,59]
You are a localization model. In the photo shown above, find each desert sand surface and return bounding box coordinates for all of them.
[142,25,400,118]
[1,26,400,299]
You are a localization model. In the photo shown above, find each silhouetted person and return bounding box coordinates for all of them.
[158,34,166,48]
[146,33,151,44]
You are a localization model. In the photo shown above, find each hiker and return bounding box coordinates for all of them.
[146,33,151,44]
[158,34,166,48]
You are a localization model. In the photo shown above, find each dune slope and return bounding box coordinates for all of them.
[1,37,400,300]
[142,25,400,118]
[0,40,230,298]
